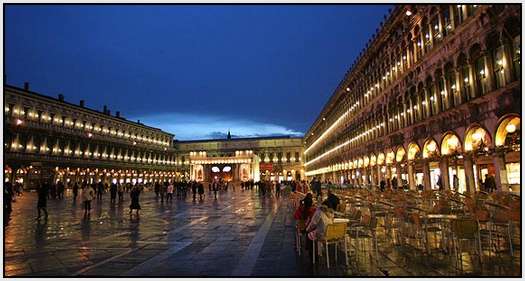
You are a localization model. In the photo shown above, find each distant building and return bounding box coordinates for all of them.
[4,84,180,188]
[176,135,304,183]
[304,4,520,193]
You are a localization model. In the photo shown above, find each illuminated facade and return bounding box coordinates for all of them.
[305,5,520,193]
[176,136,304,183]
[4,84,183,188]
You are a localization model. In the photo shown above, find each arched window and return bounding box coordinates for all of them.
[426,77,437,116]
[454,5,464,25]
[441,5,453,36]
[457,53,471,103]
[513,35,521,79]
[418,83,428,119]
[435,69,447,111]
[470,44,487,97]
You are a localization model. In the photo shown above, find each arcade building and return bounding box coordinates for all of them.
[304,4,521,194]
[175,134,304,184]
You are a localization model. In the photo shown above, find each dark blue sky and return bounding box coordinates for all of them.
[6,4,391,140]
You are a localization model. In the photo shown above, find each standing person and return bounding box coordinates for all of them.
[160,182,166,203]
[167,182,174,202]
[391,176,398,190]
[129,186,141,216]
[57,181,65,199]
[4,182,13,216]
[81,184,95,217]
[436,176,443,191]
[453,175,460,192]
[37,181,49,220]
[198,182,204,200]
[117,183,124,202]
[192,181,197,201]
[485,174,496,193]
[97,181,104,200]
[312,178,322,200]
[380,179,386,192]
[275,181,281,198]
[212,181,219,200]
[208,182,212,195]
[110,183,117,204]
[72,182,79,201]
[154,183,160,199]
[50,182,57,200]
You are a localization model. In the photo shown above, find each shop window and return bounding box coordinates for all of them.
[506,163,520,185]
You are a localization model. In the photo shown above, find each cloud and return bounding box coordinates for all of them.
[130,112,304,141]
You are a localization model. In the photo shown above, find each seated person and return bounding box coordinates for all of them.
[305,201,334,241]
[294,193,316,230]
[323,189,340,211]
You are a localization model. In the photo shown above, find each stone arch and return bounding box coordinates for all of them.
[441,131,462,155]
[407,142,421,160]
[395,146,406,163]
[495,114,520,147]
[370,153,377,166]
[422,138,440,159]
[464,124,492,152]
[377,152,385,165]
[385,149,395,165]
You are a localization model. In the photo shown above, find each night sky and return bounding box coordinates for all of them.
[6,4,392,140]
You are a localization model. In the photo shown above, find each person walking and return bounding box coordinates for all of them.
[96,181,104,200]
[167,182,174,202]
[160,182,167,203]
[37,181,49,220]
[57,181,65,199]
[81,184,95,217]
[117,183,124,202]
[380,179,386,192]
[154,182,160,199]
[198,182,204,200]
[391,176,398,190]
[129,186,141,216]
[192,181,197,201]
[275,181,281,198]
[212,181,219,200]
[72,182,79,201]
[110,183,117,204]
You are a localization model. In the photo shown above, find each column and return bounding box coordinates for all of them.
[386,165,392,188]
[422,160,432,191]
[463,154,476,194]
[395,164,402,183]
[407,162,416,190]
[493,153,509,192]
[439,156,450,190]
[370,167,376,188]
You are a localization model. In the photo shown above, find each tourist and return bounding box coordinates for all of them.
[167,182,174,202]
[154,182,160,199]
[324,190,340,210]
[212,181,219,200]
[485,174,496,193]
[391,176,398,190]
[275,181,281,198]
[198,182,204,200]
[129,186,141,216]
[49,182,57,199]
[305,201,335,256]
[57,180,65,199]
[97,181,104,200]
[160,182,166,203]
[380,179,386,192]
[37,181,49,220]
[192,181,197,201]
[4,181,13,216]
[81,184,95,217]
[117,183,124,202]
[453,175,460,192]
[311,177,322,199]
[110,182,117,204]
[72,182,79,201]
[293,193,315,223]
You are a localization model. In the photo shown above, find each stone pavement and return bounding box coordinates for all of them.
[4,189,304,277]
[4,189,520,277]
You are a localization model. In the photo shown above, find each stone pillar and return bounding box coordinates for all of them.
[386,165,392,188]
[396,164,402,183]
[463,154,476,194]
[493,153,509,192]
[422,160,432,191]
[439,157,450,190]
[407,162,416,190]
[370,167,376,188]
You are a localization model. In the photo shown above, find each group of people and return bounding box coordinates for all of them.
[293,189,341,260]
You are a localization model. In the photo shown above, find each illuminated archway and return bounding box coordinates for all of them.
[370,153,377,166]
[422,138,440,159]
[407,142,421,160]
[357,157,363,168]
[441,132,462,155]
[395,147,406,163]
[495,115,520,147]
[385,150,395,164]
[377,152,385,165]
[363,156,370,167]
[464,125,492,152]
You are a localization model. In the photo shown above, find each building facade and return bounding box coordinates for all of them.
[304,4,520,194]
[4,84,182,188]
[176,135,304,184]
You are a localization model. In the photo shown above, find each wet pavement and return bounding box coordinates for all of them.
[4,189,521,277]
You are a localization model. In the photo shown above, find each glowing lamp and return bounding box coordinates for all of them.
[506,123,517,134]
